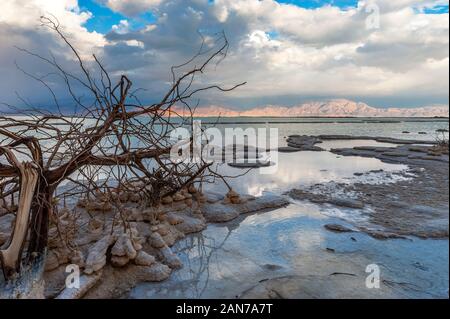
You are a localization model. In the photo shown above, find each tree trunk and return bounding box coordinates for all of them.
[26,182,53,263]
[0,162,39,279]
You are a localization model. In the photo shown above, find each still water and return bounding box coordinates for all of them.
[129,137,449,299]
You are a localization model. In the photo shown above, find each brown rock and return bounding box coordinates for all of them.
[185,198,193,207]
[128,193,141,203]
[157,224,170,236]
[84,235,115,274]
[195,193,207,203]
[161,196,173,205]
[77,199,88,208]
[166,213,184,225]
[134,251,156,266]
[193,209,203,216]
[227,190,239,198]
[160,246,182,269]
[140,263,171,282]
[111,235,138,259]
[85,201,112,212]
[149,232,166,249]
[188,185,198,194]
[183,193,193,199]
[173,193,185,202]
[88,218,103,233]
[230,197,241,204]
[324,224,354,233]
[118,192,129,203]
[70,250,85,268]
[45,250,60,271]
[111,255,130,267]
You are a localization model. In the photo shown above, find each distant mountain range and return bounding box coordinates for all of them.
[174,99,449,118]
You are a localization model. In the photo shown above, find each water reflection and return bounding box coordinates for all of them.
[318,139,397,151]
[130,202,449,299]
[205,150,407,196]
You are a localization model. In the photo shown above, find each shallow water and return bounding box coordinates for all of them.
[129,140,449,299]
[210,118,449,144]
[204,150,408,196]
[318,139,398,151]
[2,116,448,298]
[130,203,449,299]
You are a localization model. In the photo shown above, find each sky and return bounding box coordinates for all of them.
[0,0,449,112]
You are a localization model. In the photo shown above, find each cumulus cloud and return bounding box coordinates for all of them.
[0,0,105,111]
[0,0,448,111]
[112,19,131,34]
[99,0,448,107]
[98,0,163,16]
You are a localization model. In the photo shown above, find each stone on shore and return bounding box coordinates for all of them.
[278,146,302,153]
[324,224,355,233]
[56,272,102,299]
[228,160,272,168]
[44,250,61,271]
[329,198,365,209]
[202,203,240,223]
[161,196,173,205]
[160,246,182,269]
[286,135,323,151]
[382,151,408,158]
[111,235,137,259]
[174,214,206,234]
[111,256,130,268]
[134,251,156,266]
[173,193,185,202]
[203,191,225,203]
[140,263,171,282]
[149,232,166,249]
[201,194,288,223]
[84,235,115,275]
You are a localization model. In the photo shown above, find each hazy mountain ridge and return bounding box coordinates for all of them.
[176,99,449,117]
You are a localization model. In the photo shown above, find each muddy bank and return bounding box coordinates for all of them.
[288,135,449,239]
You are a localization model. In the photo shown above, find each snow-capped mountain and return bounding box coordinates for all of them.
[174,99,449,118]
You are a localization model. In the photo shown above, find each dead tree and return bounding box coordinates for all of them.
[0,16,245,281]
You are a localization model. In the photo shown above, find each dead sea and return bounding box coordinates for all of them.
[128,135,448,299]
[1,119,448,299]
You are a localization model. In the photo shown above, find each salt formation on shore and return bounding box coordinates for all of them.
[288,136,449,240]
[1,185,288,299]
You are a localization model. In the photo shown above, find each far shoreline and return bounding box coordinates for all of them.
[2,114,449,121]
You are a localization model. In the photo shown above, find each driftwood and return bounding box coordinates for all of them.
[0,148,39,278]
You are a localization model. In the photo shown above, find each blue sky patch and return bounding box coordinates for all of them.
[422,4,449,14]
[275,0,359,9]
[78,0,156,33]
[79,0,449,34]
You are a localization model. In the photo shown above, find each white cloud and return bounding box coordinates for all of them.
[112,19,130,34]
[99,0,447,106]
[0,0,448,110]
[99,0,163,16]
[1,0,105,59]
[0,0,106,111]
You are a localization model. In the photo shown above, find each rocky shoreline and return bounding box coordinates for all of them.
[1,134,448,299]
[287,134,449,240]
[283,134,442,153]
[1,186,289,299]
